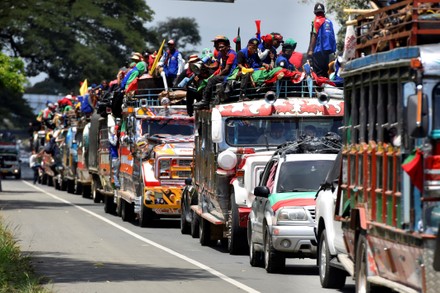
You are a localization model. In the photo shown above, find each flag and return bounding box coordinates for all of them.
[79,79,88,96]
[342,15,356,61]
[402,149,424,192]
[149,39,166,75]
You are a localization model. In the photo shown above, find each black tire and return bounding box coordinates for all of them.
[41,174,47,185]
[67,179,75,194]
[264,228,285,273]
[250,241,264,267]
[75,180,82,195]
[91,179,101,203]
[54,178,60,190]
[121,200,134,222]
[191,213,200,238]
[104,195,116,214]
[82,184,91,198]
[47,175,53,186]
[199,218,215,246]
[139,195,154,227]
[14,173,21,180]
[318,229,346,288]
[228,193,247,255]
[60,179,67,191]
[180,201,191,234]
[355,234,371,293]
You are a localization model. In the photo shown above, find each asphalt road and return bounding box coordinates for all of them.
[0,171,355,293]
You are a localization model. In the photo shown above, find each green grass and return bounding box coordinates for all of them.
[0,217,51,293]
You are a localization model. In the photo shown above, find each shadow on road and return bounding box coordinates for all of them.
[0,199,96,211]
[25,251,215,284]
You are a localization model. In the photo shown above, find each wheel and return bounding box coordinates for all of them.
[191,212,200,238]
[264,228,285,273]
[75,180,83,195]
[139,195,154,227]
[67,179,75,194]
[228,193,247,255]
[104,196,116,214]
[54,177,60,190]
[319,229,346,288]
[60,179,67,191]
[250,241,264,267]
[41,173,48,185]
[14,172,21,179]
[355,234,371,293]
[121,200,134,222]
[199,218,215,246]
[47,176,53,186]
[180,200,191,234]
[82,184,91,198]
[91,179,102,203]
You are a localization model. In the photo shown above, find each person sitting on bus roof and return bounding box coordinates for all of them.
[275,38,297,71]
[258,34,277,70]
[193,36,237,110]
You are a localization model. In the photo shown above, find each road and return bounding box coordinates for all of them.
[0,166,354,293]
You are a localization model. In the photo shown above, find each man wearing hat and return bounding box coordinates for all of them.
[158,39,185,86]
[194,36,237,109]
[307,3,336,78]
[236,38,269,101]
[276,38,297,71]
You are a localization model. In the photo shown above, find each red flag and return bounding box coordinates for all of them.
[126,78,138,93]
[402,149,424,192]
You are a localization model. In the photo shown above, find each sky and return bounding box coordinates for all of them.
[146,0,339,54]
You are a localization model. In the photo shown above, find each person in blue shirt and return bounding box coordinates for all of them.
[236,38,269,101]
[275,38,297,71]
[158,39,185,86]
[306,3,336,78]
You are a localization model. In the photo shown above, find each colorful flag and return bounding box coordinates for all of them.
[79,79,88,96]
[402,148,424,192]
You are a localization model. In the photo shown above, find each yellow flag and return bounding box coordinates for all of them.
[149,39,166,75]
[79,79,88,96]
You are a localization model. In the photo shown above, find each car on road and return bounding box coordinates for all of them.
[248,137,340,273]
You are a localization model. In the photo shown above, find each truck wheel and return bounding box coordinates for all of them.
[82,184,91,198]
[47,175,53,186]
[91,179,102,203]
[67,179,75,194]
[75,180,82,195]
[228,193,247,255]
[14,173,21,180]
[249,223,264,267]
[121,200,134,222]
[355,234,371,293]
[41,173,48,185]
[54,177,60,190]
[199,218,215,246]
[264,228,285,273]
[319,229,346,288]
[60,179,67,191]
[104,196,116,214]
[139,196,154,227]
[191,213,200,238]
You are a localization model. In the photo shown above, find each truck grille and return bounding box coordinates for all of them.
[308,208,316,221]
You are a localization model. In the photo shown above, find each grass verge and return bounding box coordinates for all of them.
[0,216,50,293]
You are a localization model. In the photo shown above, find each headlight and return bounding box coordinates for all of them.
[159,159,170,178]
[277,208,308,222]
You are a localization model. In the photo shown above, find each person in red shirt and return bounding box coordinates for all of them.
[194,36,237,109]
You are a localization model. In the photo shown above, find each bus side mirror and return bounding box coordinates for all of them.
[211,108,223,143]
[407,93,428,138]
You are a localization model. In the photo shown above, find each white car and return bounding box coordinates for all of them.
[314,153,348,289]
[248,146,338,273]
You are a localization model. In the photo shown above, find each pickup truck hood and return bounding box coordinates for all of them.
[269,192,316,212]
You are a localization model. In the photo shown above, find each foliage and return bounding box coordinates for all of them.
[0,217,50,293]
[0,0,155,90]
[0,53,34,129]
[149,17,202,58]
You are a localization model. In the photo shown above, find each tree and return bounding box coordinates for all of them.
[150,17,202,58]
[0,0,156,91]
[0,53,34,129]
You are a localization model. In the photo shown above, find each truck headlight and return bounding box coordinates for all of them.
[277,208,308,222]
[159,159,170,178]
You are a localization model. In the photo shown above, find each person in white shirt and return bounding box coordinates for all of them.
[29,150,42,184]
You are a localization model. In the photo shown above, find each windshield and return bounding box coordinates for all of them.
[141,119,194,136]
[276,160,334,193]
[225,117,342,147]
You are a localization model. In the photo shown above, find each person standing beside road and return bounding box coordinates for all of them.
[306,3,336,78]
[29,150,42,184]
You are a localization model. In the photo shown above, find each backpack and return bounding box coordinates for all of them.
[315,18,336,54]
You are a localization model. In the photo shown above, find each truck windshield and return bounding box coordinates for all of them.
[224,117,342,147]
[141,119,194,136]
[276,160,334,193]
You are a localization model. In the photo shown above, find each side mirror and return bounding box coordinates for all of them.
[211,108,223,143]
[254,186,270,198]
[407,93,428,138]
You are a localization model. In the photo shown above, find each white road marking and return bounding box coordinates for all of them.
[24,181,259,293]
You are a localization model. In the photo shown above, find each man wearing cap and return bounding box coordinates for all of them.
[236,38,269,101]
[258,34,277,69]
[194,36,237,109]
[158,40,185,86]
[307,3,336,78]
[276,38,297,71]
